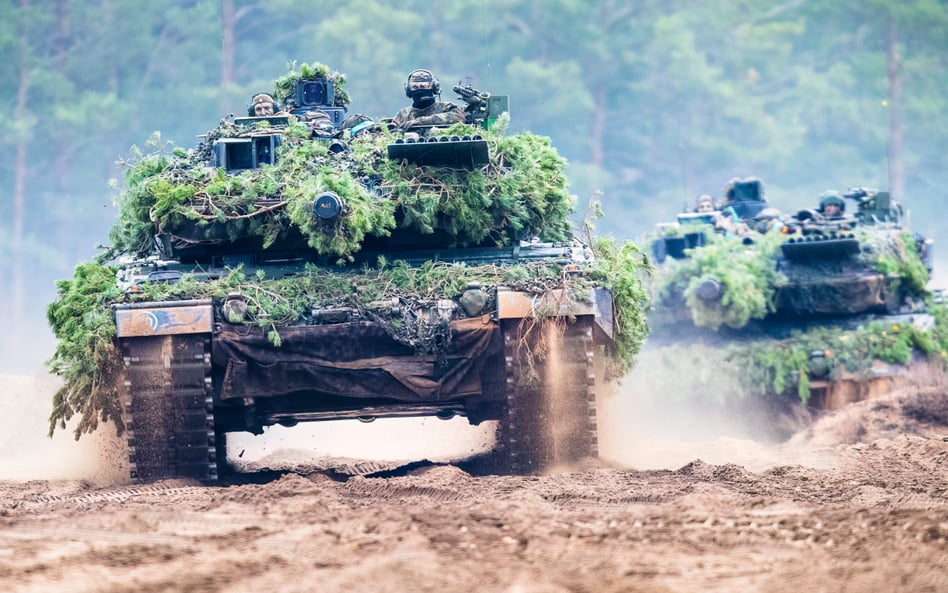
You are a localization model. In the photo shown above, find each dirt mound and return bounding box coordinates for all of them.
[793,385,948,446]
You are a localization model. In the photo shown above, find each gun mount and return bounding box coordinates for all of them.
[453,79,509,130]
[845,187,903,226]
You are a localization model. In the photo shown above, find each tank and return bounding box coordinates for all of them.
[645,178,939,411]
[46,63,647,482]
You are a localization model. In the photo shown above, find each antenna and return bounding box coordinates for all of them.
[480,0,492,93]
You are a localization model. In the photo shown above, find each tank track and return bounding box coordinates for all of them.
[499,317,599,473]
[120,335,219,483]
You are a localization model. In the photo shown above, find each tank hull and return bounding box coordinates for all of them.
[115,286,614,482]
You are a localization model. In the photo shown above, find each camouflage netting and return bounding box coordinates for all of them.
[47,244,649,437]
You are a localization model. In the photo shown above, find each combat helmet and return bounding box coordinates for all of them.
[404,69,440,98]
[342,113,380,137]
[818,190,845,214]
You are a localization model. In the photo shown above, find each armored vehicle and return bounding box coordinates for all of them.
[645,178,938,409]
[47,64,644,483]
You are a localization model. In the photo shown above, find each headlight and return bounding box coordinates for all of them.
[313,191,343,222]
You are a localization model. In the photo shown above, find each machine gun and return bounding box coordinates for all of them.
[844,187,902,226]
[453,79,508,129]
[386,79,499,169]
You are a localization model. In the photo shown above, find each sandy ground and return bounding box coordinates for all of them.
[0,371,946,593]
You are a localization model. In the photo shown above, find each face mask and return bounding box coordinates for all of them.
[412,93,435,108]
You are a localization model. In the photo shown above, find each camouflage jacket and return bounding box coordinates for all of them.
[392,101,465,130]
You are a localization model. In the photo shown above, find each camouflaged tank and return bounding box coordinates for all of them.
[646,177,939,410]
[47,63,647,482]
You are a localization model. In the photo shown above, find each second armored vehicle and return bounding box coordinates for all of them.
[646,177,938,408]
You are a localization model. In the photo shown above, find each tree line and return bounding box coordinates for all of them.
[1,0,946,371]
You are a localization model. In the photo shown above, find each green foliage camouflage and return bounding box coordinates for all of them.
[734,312,948,403]
[274,62,351,108]
[863,230,930,296]
[107,115,573,264]
[653,228,930,331]
[642,304,948,407]
[585,236,651,379]
[654,231,784,330]
[647,221,941,404]
[45,263,126,437]
[46,62,648,438]
[47,242,650,436]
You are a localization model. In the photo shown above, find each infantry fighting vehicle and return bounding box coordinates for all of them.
[646,177,937,409]
[71,66,633,483]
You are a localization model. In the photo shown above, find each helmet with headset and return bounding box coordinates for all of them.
[248,92,280,117]
[404,69,440,99]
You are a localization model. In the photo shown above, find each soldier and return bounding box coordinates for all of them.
[752,207,785,234]
[392,69,464,132]
[342,113,381,138]
[249,92,280,117]
[818,191,845,218]
[694,194,715,213]
[299,109,336,137]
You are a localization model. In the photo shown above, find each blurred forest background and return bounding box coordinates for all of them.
[1,0,947,374]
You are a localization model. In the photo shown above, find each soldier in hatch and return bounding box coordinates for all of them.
[694,194,716,213]
[248,91,335,137]
[818,191,845,218]
[392,69,464,132]
[249,92,280,117]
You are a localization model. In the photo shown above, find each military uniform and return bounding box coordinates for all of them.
[393,69,464,131]
[392,101,465,129]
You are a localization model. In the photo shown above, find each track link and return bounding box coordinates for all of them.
[499,317,599,473]
[120,335,218,482]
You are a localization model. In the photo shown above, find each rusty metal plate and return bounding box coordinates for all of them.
[496,287,614,341]
[114,301,213,337]
[496,287,599,318]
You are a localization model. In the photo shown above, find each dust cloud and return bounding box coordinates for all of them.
[1,350,830,484]
[0,374,128,486]
[596,344,836,472]
[1,373,497,481]
[227,417,496,471]
[4,341,943,482]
